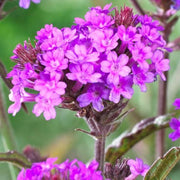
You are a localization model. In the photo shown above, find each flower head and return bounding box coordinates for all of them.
[17,158,103,180]
[8,4,170,120]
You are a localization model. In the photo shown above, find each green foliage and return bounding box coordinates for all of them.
[144,147,180,180]
[0,151,31,169]
[105,115,171,163]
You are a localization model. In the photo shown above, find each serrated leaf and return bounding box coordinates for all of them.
[105,115,171,163]
[144,147,180,180]
[0,151,31,168]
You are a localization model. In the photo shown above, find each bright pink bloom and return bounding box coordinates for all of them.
[125,158,149,180]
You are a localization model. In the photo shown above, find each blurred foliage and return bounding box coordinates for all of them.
[0,0,180,179]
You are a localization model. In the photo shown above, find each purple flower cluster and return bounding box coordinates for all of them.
[8,4,170,120]
[169,117,180,141]
[17,158,103,180]
[19,0,41,9]
[125,158,150,180]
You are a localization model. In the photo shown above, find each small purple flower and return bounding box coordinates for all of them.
[38,28,65,51]
[41,49,68,74]
[101,51,131,85]
[8,86,36,116]
[169,117,180,141]
[129,42,153,70]
[65,44,99,64]
[151,50,170,80]
[132,64,154,92]
[33,93,63,120]
[36,24,56,42]
[75,3,114,29]
[34,75,67,98]
[77,84,109,111]
[138,15,164,31]
[173,98,180,109]
[89,29,119,52]
[66,63,101,84]
[118,25,141,43]
[140,25,160,43]
[19,0,41,9]
[109,76,134,103]
[125,158,150,180]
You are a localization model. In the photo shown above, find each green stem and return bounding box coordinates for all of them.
[0,81,18,179]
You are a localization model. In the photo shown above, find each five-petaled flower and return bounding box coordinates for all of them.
[125,158,150,180]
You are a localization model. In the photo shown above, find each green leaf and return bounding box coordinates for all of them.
[105,115,171,163]
[144,146,180,180]
[0,151,31,169]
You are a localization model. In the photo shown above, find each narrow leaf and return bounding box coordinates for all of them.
[0,151,31,168]
[144,146,180,180]
[105,115,171,163]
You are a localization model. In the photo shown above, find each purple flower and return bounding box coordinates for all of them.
[171,0,180,10]
[125,158,150,180]
[74,3,114,29]
[118,25,141,43]
[89,29,119,52]
[66,63,101,84]
[169,117,180,141]
[151,50,170,80]
[132,64,154,92]
[38,28,65,51]
[173,98,180,110]
[129,42,153,70]
[19,0,41,9]
[101,51,131,85]
[138,15,164,31]
[33,93,62,120]
[77,84,109,111]
[140,25,160,43]
[36,24,56,42]
[109,76,134,103]
[65,44,99,64]
[17,158,103,180]
[34,75,67,98]
[8,86,36,116]
[41,49,68,76]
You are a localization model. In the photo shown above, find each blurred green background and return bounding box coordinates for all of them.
[0,0,180,179]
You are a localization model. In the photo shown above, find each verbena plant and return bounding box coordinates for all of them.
[0,0,179,179]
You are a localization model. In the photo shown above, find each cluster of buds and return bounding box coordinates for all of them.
[8,4,169,122]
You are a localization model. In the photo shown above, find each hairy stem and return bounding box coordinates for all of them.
[95,135,106,173]
[155,12,173,157]
[156,56,169,158]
